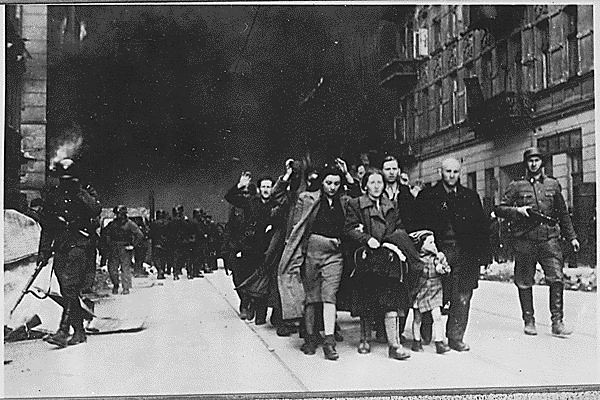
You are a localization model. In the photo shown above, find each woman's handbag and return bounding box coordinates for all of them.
[353,246,408,282]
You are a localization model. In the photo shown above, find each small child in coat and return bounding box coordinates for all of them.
[409,230,451,354]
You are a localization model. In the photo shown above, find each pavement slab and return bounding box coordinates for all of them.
[4,269,599,398]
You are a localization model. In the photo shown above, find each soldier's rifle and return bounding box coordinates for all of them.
[9,259,49,317]
[527,209,559,226]
[10,214,93,317]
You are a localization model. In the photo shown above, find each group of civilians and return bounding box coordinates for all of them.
[222,148,579,361]
[222,153,490,361]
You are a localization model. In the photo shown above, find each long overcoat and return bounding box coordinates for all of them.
[277,190,322,320]
[414,182,490,291]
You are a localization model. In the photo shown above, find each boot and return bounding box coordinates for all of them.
[448,339,470,352]
[518,288,537,335]
[411,340,424,352]
[112,285,119,295]
[322,335,339,360]
[357,318,371,354]
[254,301,268,326]
[435,341,450,354]
[276,324,296,337]
[385,314,410,360]
[301,334,318,355]
[68,308,87,346]
[44,301,71,348]
[550,282,573,337]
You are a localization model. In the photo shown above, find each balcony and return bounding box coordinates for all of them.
[467,5,524,37]
[469,91,534,136]
[379,58,418,91]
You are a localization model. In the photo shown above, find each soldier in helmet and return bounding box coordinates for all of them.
[149,209,170,280]
[101,205,144,294]
[191,208,207,277]
[496,147,579,337]
[36,158,102,348]
[168,205,197,280]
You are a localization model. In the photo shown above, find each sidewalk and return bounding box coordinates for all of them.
[4,268,599,397]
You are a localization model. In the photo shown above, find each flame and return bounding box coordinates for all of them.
[50,137,83,168]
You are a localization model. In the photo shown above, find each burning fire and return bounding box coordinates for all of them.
[49,137,83,169]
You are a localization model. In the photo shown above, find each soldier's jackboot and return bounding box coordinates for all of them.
[68,307,87,346]
[550,282,573,337]
[44,301,72,348]
[518,288,537,335]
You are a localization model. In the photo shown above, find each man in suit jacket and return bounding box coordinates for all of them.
[414,158,490,351]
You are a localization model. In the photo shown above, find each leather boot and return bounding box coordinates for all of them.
[518,288,537,335]
[435,341,450,354]
[357,318,371,354]
[300,334,318,355]
[44,301,71,348]
[550,282,573,337]
[68,307,87,346]
[254,301,267,326]
[322,334,339,360]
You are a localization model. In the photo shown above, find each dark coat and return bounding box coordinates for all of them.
[383,183,416,231]
[343,195,422,316]
[414,181,490,290]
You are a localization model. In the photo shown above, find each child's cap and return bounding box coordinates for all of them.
[409,230,434,249]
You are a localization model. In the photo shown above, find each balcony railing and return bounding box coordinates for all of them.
[379,58,418,91]
[469,91,534,136]
[467,5,524,37]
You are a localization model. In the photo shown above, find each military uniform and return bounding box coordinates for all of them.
[102,213,144,293]
[168,211,196,279]
[149,211,170,279]
[38,168,102,347]
[496,168,576,336]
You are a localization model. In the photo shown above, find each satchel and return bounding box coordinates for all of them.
[353,246,408,282]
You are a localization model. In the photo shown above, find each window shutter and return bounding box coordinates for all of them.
[578,5,593,74]
[549,11,567,83]
[521,26,535,91]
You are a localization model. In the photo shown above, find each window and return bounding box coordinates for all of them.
[511,33,522,91]
[435,81,443,131]
[422,88,430,135]
[467,172,477,191]
[565,6,579,77]
[538,19,550,89]
[496,41,508,93]
[481,52,493,99]
[460,63,474,122]
[451,74,459,124]
[448,8,457,42]
[433,18,442,50]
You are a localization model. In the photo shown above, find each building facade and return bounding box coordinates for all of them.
[380,5,595,264]
[5,5,48,210]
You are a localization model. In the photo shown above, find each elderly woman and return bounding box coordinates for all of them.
[344,169,422,360]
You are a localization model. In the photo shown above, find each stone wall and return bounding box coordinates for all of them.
[20,5,47,200]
